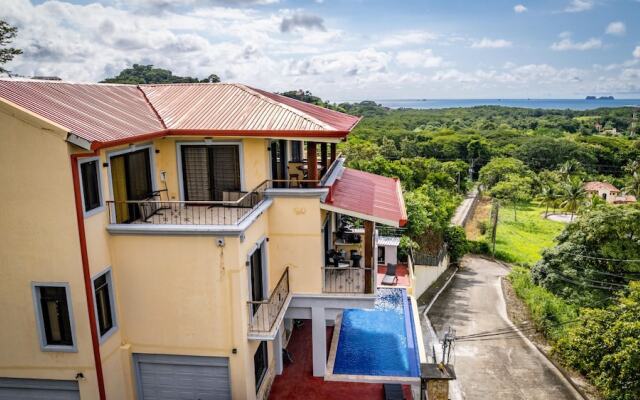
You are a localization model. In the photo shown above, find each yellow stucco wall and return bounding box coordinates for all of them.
[0,105,100,399]
[0,101,323,400]
[267,197,323,294]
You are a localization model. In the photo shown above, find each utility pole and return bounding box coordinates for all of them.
[490,200,499,257]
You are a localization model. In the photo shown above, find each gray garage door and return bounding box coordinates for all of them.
[0,378,79,400]
[133,354,231,400]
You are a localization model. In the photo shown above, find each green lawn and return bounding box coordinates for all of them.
[484,203,566,265]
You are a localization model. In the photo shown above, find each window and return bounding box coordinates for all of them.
[79,158,103,215]
[93,270,116,338]
[254,341,268,392]
[33,284,75,351]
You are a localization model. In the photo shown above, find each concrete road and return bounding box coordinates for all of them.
[425,256,581,400]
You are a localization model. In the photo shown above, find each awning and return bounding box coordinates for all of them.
[322,167,407,228]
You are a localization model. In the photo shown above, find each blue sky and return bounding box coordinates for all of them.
[4,0,640,99]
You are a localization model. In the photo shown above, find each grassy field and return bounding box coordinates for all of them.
[483,203,566,265]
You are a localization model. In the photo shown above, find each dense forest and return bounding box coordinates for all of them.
[326,99,639,400]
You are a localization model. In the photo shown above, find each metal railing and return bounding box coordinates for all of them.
[322,266,374,294]
[106,181,270,225]
[413,244,448,266]
[247,268,290,335]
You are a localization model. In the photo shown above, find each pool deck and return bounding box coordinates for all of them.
[269,321,413,400]
[376,263,411,287]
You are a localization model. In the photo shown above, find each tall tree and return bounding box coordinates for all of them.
[560,178,586,221]
[0,20,22,73]
[537,185,559,217]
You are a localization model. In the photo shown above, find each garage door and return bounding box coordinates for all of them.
[0,378,79,400]
[133,354,231,400]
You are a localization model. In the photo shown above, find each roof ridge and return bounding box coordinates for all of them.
[232,83,336,131]
[136,85,167,129]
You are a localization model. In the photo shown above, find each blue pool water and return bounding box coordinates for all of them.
[333,288,420,377]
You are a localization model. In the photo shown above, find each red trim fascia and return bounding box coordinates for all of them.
[395,177,408,227]
[70,152,107,400]
[90,129,350,150]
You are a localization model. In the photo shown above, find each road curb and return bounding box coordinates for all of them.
[497,276,587,400]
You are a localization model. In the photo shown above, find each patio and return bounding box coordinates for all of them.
[376,263,411,288]
[269,321,413,400]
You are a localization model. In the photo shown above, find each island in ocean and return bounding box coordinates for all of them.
[586,95,615,100]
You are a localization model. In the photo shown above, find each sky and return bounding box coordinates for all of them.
[2,0,640,100]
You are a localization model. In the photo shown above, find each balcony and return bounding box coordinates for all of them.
[247,268,291,340]
[322,266,374,294]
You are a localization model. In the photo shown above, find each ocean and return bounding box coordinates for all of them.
[365,98,640,111]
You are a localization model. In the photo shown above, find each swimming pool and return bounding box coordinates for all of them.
[331,288,420,378]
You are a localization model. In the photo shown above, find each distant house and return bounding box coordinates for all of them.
[584,181,636,204]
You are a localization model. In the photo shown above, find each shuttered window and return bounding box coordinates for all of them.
[181,145,241,201]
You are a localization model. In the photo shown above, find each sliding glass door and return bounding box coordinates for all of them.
[249,243,265,315]
[181,145,241,201]
[111,149,152,223]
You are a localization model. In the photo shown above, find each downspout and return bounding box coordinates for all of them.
[70,151,107,400]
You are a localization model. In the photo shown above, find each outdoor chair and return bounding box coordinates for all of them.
[381,263,399,286]
[383,384,405,400]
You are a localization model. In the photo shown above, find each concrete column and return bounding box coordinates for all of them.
[320,143,328,177]
[307,142,318,187]
[364,221,374,293]
[274,326,283,375]
[330,143,337,164]
[311,306,326,377]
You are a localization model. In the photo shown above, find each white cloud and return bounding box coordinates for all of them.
[513,4,527,13]
[605,21,626,36]
[564,0,594,12]
[395,49,443,68]
[471,38,513,49]
[378,30,438,48]
[633,46,640,59]
[551,34,602,51]
[280,12,325,33]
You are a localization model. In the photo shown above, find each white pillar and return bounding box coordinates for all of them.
[274,326,284,375]
[311,306,326,377]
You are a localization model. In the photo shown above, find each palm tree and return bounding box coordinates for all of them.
[624,160,640,176]
[560,178,586,221]
[559,160,581,181]
[624,172,640,198]
[537,185,558,217]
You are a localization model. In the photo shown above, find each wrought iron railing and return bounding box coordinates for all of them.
[413,244,448,266]
[322,266,374,294]
[247,267,290,335]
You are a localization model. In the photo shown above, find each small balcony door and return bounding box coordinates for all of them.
[270,140,288,188]
[249,241,267,315]
[111,148,153,223]
[181,144,241,201]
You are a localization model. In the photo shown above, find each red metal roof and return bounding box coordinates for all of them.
[324,168,407,227]
[0,79,361,148]
[0,80,163,143]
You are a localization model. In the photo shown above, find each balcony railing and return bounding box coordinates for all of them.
[322,266,374,294]
[106,180,274,226]
[248,268,290,335]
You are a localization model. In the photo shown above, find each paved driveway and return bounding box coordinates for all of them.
[425,256,581,400]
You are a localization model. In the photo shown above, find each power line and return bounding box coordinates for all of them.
[560,251,640,263]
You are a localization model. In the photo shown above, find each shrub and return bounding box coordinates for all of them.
[477,220,488,235]
[444,225,468,262]
[467,239,490,255]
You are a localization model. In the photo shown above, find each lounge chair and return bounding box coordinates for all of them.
[381,263,398,286]
[383,383,405,400]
